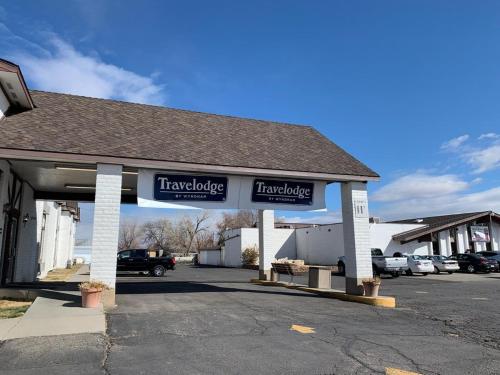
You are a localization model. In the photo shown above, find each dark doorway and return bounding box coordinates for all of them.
[1,172,23,285]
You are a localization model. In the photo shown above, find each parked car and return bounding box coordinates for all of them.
[337,248,407,277]
[476,251,500,272]
[425,255,460,274]
[449,253,499,273]
[404,255,434,276]
[117,249,176,277]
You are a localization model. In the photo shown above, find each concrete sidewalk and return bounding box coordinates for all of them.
[0,264,105,340]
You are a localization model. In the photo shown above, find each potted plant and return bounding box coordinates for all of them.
[362,276,381,297]
[79,280,108,308]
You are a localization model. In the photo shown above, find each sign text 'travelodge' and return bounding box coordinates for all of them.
[154,174,227,201]
[251,179,314,205]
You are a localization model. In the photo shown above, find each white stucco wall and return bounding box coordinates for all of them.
[296,222,429,265]
[13,183,38,282]
[37,201,59,278]
[199,250,221,266]
[223,227,295,268]
[54,211,74,268]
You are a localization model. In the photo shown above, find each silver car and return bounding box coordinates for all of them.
[425,255,460,274]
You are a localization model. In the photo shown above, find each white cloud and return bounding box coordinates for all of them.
[280,211,342,225]
[371,173,469,202]
[440,134,469,150]
[478,133,500,140]
[375,186,500,220]
[5,30,166,105]
[466,145,500,174]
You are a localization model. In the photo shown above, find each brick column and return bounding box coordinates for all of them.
[456,225,469,254]
[438,231,452,256]
[258,209,275,280]
[341,181,372,295]
[90,164,122,308]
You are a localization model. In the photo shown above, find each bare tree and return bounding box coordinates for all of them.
[174,211,210,256]
[142,219,175,253]
[195,231,217,252]
[216,210,258,245]
[118,221,140,250]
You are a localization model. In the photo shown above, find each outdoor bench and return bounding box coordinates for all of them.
[271,262,309,284]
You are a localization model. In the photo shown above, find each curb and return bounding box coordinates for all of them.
[250,279,396,308]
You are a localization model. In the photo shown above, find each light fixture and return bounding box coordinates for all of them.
[56,165,97,172]
[64,184,133,192]
[56,164,138,175]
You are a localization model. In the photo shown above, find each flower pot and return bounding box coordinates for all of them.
[81,288,103,308]
[362,281,381,297]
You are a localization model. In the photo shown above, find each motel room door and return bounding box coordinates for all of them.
[0,172,23,285]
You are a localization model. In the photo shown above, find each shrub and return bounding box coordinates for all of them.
[79,280,109,291]
[241,246,259,265]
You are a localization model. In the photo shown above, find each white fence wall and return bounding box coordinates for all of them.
[223,227,296,267]
[296,223,429,265]
[199,250,222,266]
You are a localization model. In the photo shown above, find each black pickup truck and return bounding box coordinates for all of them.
[117,249,176,277]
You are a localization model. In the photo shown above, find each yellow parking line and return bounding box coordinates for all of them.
[385,367,422,375]
[290,324,315,334]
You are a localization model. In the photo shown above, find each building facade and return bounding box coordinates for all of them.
[222,212,500,267]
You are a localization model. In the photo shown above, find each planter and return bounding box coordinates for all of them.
[81,288,103,308]
[362,281,381,297]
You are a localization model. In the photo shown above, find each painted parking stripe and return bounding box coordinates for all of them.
[290,324,315,334]
[471,297,489,300]
[385,367,422,375]
[415,291,428,294]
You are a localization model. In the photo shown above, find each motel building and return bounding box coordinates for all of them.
[0,58,383,306]
[207,211,500,268]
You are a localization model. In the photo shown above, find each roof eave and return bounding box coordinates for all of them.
[0,147,380,182]
[392,211,493,242]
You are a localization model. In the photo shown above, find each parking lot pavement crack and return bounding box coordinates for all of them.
[355,336,436,375]
[102,317,114,375]
[314,335,383,374]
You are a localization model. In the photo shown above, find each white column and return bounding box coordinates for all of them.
[341,181,372,295]
[90,164,122,305]
[427,242,434,256]
[473,241,487,252]
[456,225,469,254]
[491,222,500,251]
[258,209,276,280]
[438,231,452,256]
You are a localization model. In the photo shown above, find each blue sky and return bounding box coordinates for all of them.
[1,1,500,240]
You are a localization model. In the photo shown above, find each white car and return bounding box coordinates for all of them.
[425,255,460,274]
[404,255,434,276]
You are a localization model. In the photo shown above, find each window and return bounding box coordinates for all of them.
[119,250,132,259]
[132,250,147,258]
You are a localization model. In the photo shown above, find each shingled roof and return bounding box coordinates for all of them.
[0,90,378,179]
[391,211,500,243]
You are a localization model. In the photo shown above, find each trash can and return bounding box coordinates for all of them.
[308,266,332,289]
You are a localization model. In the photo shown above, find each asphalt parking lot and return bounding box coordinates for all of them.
[1,265,500,375]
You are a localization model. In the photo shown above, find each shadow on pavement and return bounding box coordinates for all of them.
[115,280,320,299]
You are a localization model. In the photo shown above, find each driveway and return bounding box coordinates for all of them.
[1,265,500,374]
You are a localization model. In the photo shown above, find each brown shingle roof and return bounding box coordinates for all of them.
[390,211,498,242]
[0,90,378,178]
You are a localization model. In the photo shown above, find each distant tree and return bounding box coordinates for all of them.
[195,230,217,252]
[173,211,210,256]
[118,221,140,250]
[142,219,175,253]
[216,210,258,245]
